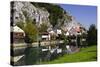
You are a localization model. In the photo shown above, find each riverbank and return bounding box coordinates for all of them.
[41,45,97,64]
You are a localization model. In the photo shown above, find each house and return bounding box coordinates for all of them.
[41,32,50,41]
[68,27,77,36]
[75,26,81,33]
[49,29,58,40]
[65,32,70,36]
[11,25,25,43]
[56,29,62,35]
[68,26,82,36]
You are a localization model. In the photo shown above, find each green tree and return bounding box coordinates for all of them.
[16,21,24,29]
[38,23,48,33]
[31,2,72,27]
[24,21,39,43]
[87,24,97,46]
[22,9,39,43]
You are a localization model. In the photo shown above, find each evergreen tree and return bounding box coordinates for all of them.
[87,24,97,46]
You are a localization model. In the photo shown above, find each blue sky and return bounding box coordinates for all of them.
[59,4,97,29]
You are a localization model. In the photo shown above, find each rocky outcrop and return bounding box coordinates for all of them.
[11,1,86,33]
[11,1,50,26]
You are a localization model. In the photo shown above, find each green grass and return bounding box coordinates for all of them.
[41,45,97,64]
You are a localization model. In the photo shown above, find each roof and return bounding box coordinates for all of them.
[40,32,49,35]
[49,30,55,34]
[69,27,77,35]
[11,26,24,33]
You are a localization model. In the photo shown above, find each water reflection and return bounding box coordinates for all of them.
[13,42,80,66]
[24,43,65,65]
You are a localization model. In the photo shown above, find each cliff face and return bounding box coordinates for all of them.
[11,1,50,26]
[11,1,85,32]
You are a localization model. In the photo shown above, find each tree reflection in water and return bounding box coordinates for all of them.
[24,44,41,65]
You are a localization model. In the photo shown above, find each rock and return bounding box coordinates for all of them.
[11,1,50,26]
[11,1,86,33]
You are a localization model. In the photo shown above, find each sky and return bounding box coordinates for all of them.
[59,4,97,29]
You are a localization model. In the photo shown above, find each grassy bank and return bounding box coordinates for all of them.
[41,45,97,64]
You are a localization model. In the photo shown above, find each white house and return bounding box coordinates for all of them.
[65,32,70,36]
[11,25,25,43]
[41,32,50,41]
[11,26,25,33]
[57,29,62,35]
